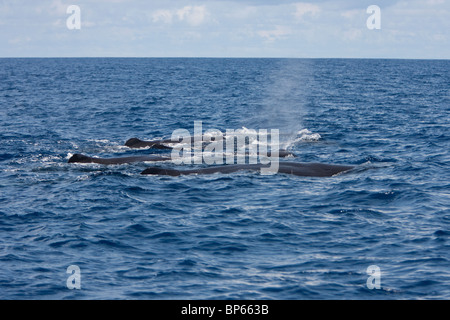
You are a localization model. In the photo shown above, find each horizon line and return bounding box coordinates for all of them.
[0,56,448,61]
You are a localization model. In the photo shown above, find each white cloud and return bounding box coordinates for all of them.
[176,5,208,26]
[152,5,209,26]
[341,9,361,19]
[342,28,362,41]
[258,25,292,42]
[293,2,321,19]
[49,0,68,15]
[152,9,173,24]
[226,5,258,20]
[8,36,32,45]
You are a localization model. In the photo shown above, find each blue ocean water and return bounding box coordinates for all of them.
[0,58,449,300]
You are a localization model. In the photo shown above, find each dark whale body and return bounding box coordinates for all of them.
[125,136,240,148]
[68,150,292,165]
[125,138,173,149]
[68,153,171,165]
[141,162,354,177]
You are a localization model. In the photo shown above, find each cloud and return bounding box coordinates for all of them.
[1,0,449,58]
[152,5,209,26]
[152,9,173,24]
[8,36,32,45]
[177,6,208,26]
[293,2,321,19]
[342,28,362,41]
[49,0,68,15]
[341,9,361,19]
[258,25,292,42]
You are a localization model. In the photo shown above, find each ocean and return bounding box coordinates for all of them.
[0,58,449,299]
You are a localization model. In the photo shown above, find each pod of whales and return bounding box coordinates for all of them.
[69,136,355,178]
[141,162,354,177]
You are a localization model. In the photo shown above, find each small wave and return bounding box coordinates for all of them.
[295,129,322,142]
[87,139,111,144]
[0,153,15,161]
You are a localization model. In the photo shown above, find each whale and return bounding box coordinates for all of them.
[126,136,252,149]
[68,153,171,165]
[141,162,354,177]
[68,150,293,165]
[125,138,174,149]
[125,136,230,149]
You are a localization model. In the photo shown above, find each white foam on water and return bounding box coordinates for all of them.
[296,129,322,142]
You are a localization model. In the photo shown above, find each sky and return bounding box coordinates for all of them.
[0,0,449,58]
